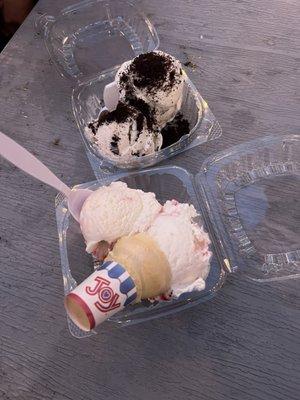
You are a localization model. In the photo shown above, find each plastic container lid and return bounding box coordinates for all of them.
[196,134,300,282]
[36,0,160,83]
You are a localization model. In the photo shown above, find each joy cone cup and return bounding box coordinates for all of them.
[64,260,137,331]
[64,233,171,331]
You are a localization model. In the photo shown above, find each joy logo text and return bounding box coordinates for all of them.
[85,276,121,313]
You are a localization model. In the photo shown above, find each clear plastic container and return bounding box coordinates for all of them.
[37,0,221,176]
[56,166,227,338]
[37,0,160,81]
[56,134,300,338]
[72,71,221,177]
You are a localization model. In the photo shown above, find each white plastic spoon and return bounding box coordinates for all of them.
[103,81,119,111]
[0,132,92,222]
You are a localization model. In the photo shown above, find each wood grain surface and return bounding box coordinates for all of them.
[0,1,299,399]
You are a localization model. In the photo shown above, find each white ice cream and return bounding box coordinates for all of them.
[116,51,186,126]
[86,51,189,161]
[86,120,161,162]
[80,182,162,253]
[147,200,212,297]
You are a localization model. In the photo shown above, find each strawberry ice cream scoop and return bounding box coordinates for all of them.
[146,200,212,297]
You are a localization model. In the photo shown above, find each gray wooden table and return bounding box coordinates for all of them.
[0,1,299,399]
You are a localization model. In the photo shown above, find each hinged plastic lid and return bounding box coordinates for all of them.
[195,134,300,282]
[36,0,159,83]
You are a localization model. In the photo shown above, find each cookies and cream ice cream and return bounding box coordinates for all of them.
[80,183,211,298]
[116,51,186,126]
[85,51,190,162]
[85,102,162,160]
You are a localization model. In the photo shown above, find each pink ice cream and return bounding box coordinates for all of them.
[146,200,211,297]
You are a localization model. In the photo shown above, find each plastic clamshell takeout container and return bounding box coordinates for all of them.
[56,134,300,338]
[37,0,222,177]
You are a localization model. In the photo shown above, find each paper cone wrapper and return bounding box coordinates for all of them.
[65,261,137,331]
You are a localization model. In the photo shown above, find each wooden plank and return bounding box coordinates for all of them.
[0,0,299,399]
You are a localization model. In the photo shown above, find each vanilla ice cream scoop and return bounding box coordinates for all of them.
[147,200,212,297]
[106,233,171,300]
[80,182,162,253]
[116,51,186,126]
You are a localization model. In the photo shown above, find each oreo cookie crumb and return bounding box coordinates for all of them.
[161,113,190,149]
[169,69,176,83]
[122,52,173,91]
[110,134,120,155]
[183,60,197,69]
[136,113,145,134]
[97,102,135,126]
[119,74,129,84]
[126,96,156,130]
[88,122,97,135]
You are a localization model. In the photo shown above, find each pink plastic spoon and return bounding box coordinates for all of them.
[0,132,92,222]
[103,82,119,111]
